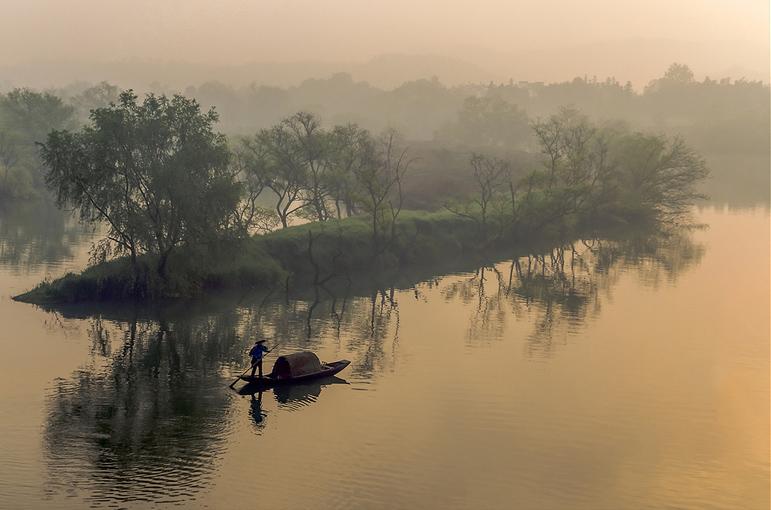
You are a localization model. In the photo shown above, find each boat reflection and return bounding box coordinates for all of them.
[38,220,704,506]
[239,376,348,431]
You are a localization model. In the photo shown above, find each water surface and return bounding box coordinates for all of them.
[0,202,768,510]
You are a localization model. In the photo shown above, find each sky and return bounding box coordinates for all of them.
[0,0,768,87]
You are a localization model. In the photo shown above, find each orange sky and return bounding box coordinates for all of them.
[0,0,768,86]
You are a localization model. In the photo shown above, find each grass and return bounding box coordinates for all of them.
[14,210,480,304]
[14,205,652,305]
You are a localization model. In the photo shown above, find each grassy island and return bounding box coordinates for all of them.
[14,91,707,305]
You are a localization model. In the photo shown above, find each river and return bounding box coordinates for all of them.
[0,200,768,509]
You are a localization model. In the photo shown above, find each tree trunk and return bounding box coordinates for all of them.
[129,247,140,296]
[509,180,517,224]
[157,249,171,281]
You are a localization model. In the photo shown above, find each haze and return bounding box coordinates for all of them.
[1,0,768,89]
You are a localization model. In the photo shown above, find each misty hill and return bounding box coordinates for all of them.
[0,54,501,92]
[2,36,766,94]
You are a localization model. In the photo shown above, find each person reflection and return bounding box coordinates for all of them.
[249,391,267,430]
[239,376,348,432]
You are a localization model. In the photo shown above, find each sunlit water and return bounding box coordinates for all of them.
[0,201,768,510]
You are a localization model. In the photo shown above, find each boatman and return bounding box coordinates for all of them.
[249,339,271,379]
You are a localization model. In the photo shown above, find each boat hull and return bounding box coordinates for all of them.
[239,359,350,388]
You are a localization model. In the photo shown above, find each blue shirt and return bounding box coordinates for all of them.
[249,343,269,360]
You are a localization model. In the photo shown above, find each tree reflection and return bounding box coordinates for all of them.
[437,226,705,356]
[44,308,243,506]
[0,199,92,271]
[41,222,704,504]
[42,291,372,505]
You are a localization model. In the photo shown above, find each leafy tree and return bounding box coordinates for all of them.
[527,108,615,222]
[0,89,76,197]
[662,63,695,84]
[437,96,531,149]
[0,89,76,144]
[228,145,279,235]
[0,130,20,193]
[284,112,332,222]
[69,82,120,123]
[40,90,239,278]
[240,120,309,229]
[613,133,708,219]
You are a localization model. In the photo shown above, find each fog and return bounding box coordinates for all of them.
[1,0,768,89]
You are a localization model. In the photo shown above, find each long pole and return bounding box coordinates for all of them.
[228,364,254,389]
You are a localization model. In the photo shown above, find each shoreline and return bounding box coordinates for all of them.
[13,208,653,306]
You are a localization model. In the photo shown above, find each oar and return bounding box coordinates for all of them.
[228,342,282,389]
[229,364,254,389]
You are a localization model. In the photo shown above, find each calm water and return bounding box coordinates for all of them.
[0,201,768,510]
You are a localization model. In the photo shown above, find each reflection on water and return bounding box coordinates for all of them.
[37,223,708,506]
[1,199,767,510]
[242,377,350,432]
[43,314,238,506]
[0,199,93,274]
[439,229,705,356]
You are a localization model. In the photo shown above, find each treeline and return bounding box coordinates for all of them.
[12,88,707,303]
[182,62,769,155]
[0,83,118,198]
[0,63,764,201]
[38,92,414,283]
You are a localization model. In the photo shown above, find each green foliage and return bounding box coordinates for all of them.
[16,237,284,303]
[12,83,713,304]
[40,90,241,277]
[0,89,76,198]
[239,112,329,227]
[436,95,531,150]
[612,133,708,219]
[446,107,708,238]
[15,210,477,303]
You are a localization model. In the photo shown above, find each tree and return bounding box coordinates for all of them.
[0,89,76,197]
[614,134,708,219]
[69,82,120,123]
[285,112,332,222]
[446,153,511,233]
[644,63,696,94]
[326,123,373,218]
[228,145,279,235]
[41,90,240,278]
[0,130,20,193]
[518,108,617,230]
[0,89,76,144]
[352,129,412,256]
[662,63,695,84]
[437,95,531,149]
[240,121,308,229]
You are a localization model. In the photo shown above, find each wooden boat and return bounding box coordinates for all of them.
[237,375,348,397]
[238,351,350,388]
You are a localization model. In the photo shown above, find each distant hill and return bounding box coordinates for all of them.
[0,54,501,92]
[1,39,765,93]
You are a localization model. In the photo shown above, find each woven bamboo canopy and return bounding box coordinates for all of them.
[272,351,323,379]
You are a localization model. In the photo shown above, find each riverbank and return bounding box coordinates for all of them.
[13,211,473,304]
[13,207,650,305]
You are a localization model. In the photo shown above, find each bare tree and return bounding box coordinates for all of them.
[228,146,279,235]
[241,124,307,228]
[353,129,413,256]
[446,153,511,233]
[326,123,371,218]
[283,112,332,222]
